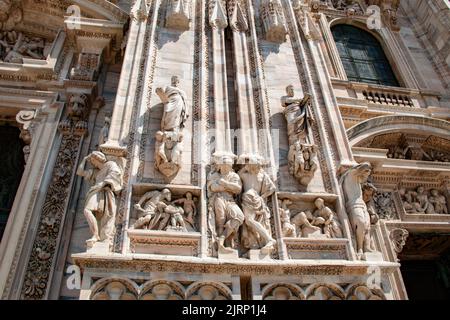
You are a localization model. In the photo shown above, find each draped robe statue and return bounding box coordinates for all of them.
[77,151,124,249]
[154,75,189,177]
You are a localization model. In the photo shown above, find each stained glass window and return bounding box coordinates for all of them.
[331,24,400,87]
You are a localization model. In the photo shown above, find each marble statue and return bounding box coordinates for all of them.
[98,116,110,147]
[154,75,188,177]
[429,189,448,215]
[207,154,244,254]
[278,199,296,237]
[311,198,343,238]
[172,192,197,227]
[281,86,314,142]
[362,183,380,225]
[288,142,319,187]
[282,86,317,187]
[340,162,377,258]
[238,155,277,253]
[77,151,124,248]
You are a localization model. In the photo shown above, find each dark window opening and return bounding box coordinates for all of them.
[331,24,400,87]
[0,125,25,242]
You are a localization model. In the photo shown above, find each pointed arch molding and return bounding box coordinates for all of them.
[347,115,450,147]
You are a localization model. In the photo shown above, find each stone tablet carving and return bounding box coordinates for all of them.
[133,189,197,232]
[154,76,188,177]
[77,151,124,249]
[238,155,277,253]
[207,153,244,255]
[399,186,448,215]
[340,162,378,258]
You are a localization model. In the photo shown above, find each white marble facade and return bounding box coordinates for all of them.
[0,0,449,300]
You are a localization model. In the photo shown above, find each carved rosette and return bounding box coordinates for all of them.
[389,228,409,254]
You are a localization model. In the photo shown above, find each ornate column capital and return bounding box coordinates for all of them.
[131,0,151,22]
[227,0,248,32]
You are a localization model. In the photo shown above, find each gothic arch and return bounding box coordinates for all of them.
[347,115,450,147]
[139,279,185,300]
[185,281,233,300]
[261,283,305,300]
[89,277,139,300]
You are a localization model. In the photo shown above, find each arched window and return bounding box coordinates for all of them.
[331,24,400,87]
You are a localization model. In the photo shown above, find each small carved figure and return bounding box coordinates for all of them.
[429,189,448,215]
[77,151,124,248]
[172,192,197,226]
[362,183,380,225]
[165,204,187,232]
[416,186,435,214]
[98,116,110,147]
[290,210,321,238]
[288,142,319,186]
[278,199,296,237]
[312,198,343,238]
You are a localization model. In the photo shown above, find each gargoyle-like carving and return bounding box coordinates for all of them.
[389,228,409,254]
[154,76,188,178]
[77,151,125,249]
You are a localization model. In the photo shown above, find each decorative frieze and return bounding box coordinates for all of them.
[399,186,448,215]
[0,31,47,63]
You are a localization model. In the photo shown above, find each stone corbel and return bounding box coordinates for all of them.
[260,0,287,43]
[165,0,191,31]
[15,110,37,163]
[209,0,228,30]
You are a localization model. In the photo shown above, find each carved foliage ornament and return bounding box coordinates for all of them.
[389,228,409,254]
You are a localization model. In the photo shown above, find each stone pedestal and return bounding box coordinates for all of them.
[87,241,111,254]
[362,251,384,262]
[249,249,272,261]
[218,247,239,260]
[284,238,349,260]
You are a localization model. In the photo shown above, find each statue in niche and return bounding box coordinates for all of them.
[77,151,124,249]
[278,199,296,237]
[238,155,277,253]
[281,85,314,142]
[311,198,343,238]
[288,142,319,187]
[98,116,110,147]
[340,162,377,258]
[154,75,188,177]
[429,189,448,215]
[281,85,317,188]
[207,154,244,254]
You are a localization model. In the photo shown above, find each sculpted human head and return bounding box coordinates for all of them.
[90,151,107,168]
[314,198,325,209]
[286,85,294,97]
[417,186,425,194]
[162,188,171,202]
[185,192,193,200]
[356,162,372,183]
[171,75,180,87]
